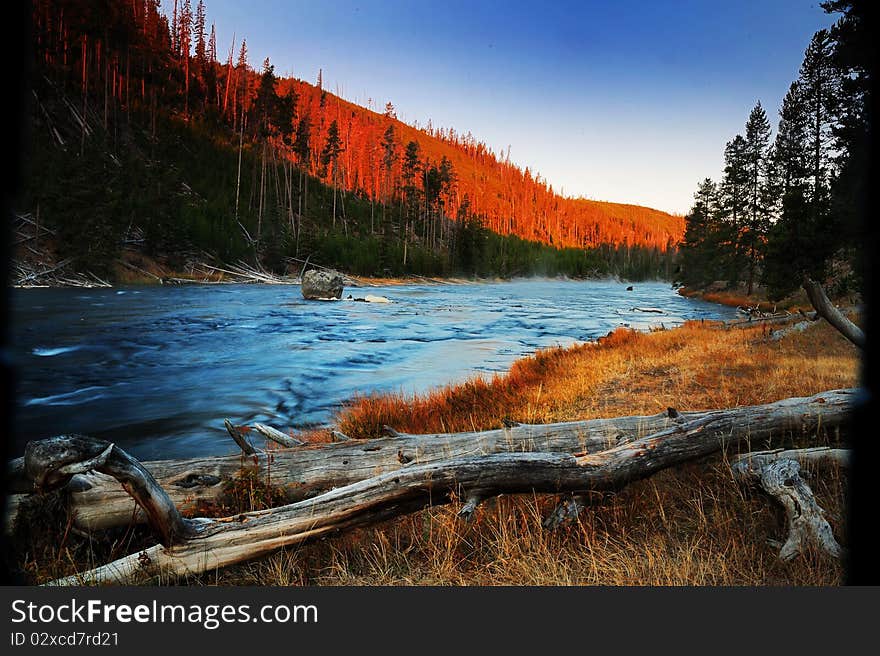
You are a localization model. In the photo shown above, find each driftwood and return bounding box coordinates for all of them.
[731,447,848,560]
[7,390,856,534]
[23,437,194,547]
[803,277,864,349]
[11,389,851,585]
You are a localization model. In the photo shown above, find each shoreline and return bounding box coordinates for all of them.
[12,270,674,289]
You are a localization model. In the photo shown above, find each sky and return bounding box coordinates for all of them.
[198,0,836,215]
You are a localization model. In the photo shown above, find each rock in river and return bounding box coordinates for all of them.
[301,269,344,300]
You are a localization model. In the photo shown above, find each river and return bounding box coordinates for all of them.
[9,279,738,460]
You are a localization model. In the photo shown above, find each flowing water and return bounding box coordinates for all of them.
[9,279,738,460]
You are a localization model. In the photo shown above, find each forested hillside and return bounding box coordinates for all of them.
[20,0,683,280]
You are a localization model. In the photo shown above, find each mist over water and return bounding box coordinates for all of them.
[10,280,738,460]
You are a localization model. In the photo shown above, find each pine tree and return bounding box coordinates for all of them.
[742,101,772,294]
[764,28,843,295]
[321,120,344,227]
[717,134,749,285]
[762,82,816,298]
[207,23,218,108]
[293,115,311,223]
[235,38,248,127]
[194,0,206,66]
[179,0,192,116]
[208,23,217,63]
[380,124,397,202]
[822,0,870,283]
[679,178,720,286]
[799,30,839,217]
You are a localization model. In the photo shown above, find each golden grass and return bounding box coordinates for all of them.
[338,320,858,439]
[8,319,860,586]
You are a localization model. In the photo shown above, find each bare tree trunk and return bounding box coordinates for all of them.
[257,141,265,241]
[234,114,244,221]
[803,276,864,348]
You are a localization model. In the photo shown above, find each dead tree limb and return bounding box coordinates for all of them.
[23,436,196,547]
[803,277,864,349]
[733,447,850,469]
[34,389,851,585]
[224,419,258,455]
[251,423,305,448]
[8,390,856,534]
[731,449,847,561]
[542,494,589,529]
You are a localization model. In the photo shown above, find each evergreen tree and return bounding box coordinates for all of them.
[401,140,422,226]
[679,178,719,286]
[293,115,311,223]
[194,0,206,66]
[294,116,311,169]
[320,120,344,227]
[800,30,839,219]
[766,29,842,296]
[717,134,749,284]
[742,101,772,294]
[822,0,871,282]
[762,82,819,298]
[235,38,249,124]
[179,0,192,115]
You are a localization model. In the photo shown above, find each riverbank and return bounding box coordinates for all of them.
[10,313,859,585]
[272,318,858,585]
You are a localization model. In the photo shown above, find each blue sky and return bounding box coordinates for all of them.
[197,0,836,214]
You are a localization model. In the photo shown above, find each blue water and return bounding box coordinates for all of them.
[9,280,738,460]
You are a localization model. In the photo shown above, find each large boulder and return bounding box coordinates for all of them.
[301,269,344,300]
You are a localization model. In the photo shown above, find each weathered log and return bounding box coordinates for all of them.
[8,389,856,534]
[731,448,847,561]
[39,389,852,585]
[803,277,864,348]
[23,436,195,547]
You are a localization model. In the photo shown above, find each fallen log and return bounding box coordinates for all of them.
[7,390,856,534]
[731,448,848,560]
[15,389,852,585]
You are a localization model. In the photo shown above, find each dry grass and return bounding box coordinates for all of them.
[338,320,858,439]
[188,461,847,586]
[8,319,859,586]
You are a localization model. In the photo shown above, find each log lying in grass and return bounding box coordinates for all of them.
[731,447,848,561]
[18,389,851,585]
[4,409,705,531]
[7,390,856,533]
